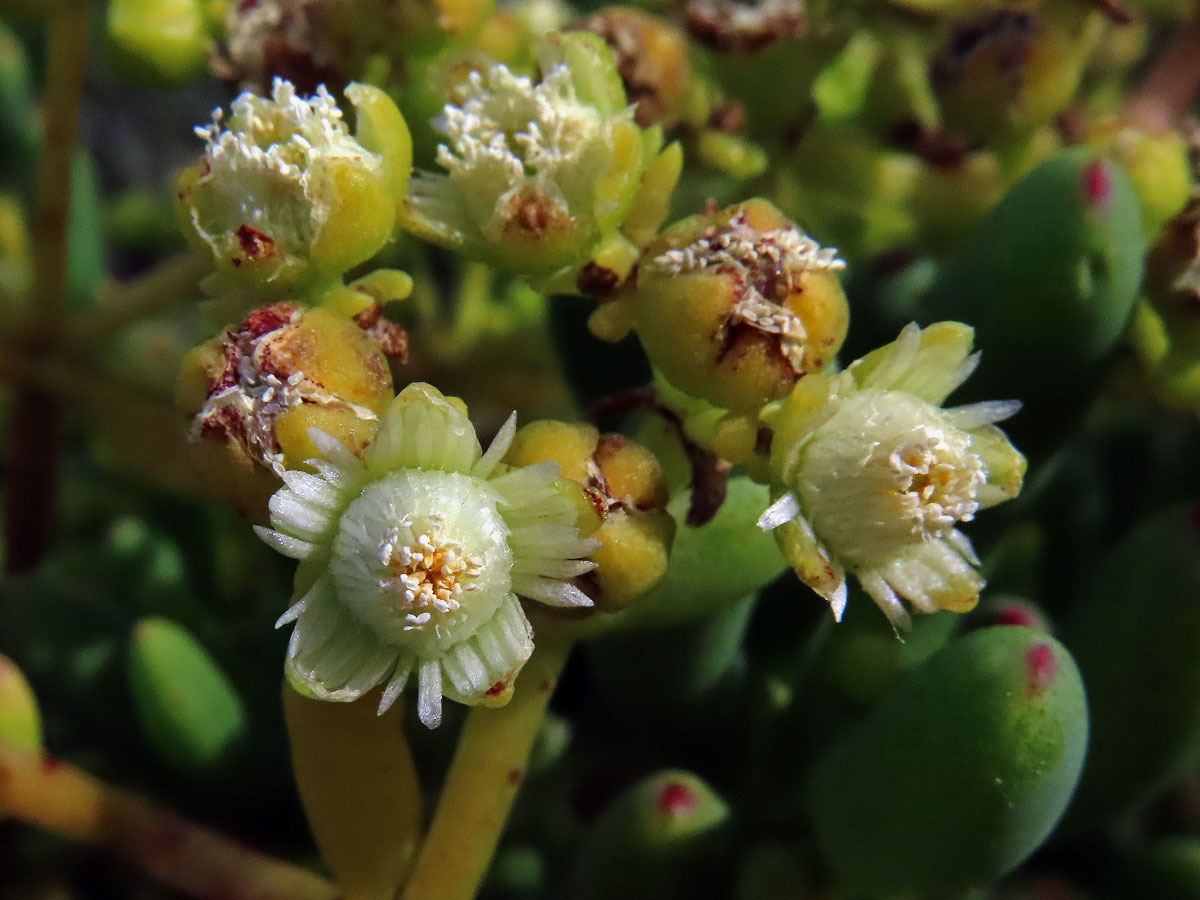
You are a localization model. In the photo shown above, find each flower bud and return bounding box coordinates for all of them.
[505,420,674,612]
[932,7,1102,145]
[176,301,397,514]
[403,33,650,277]
[760,322,1025,628]
[177,77,411,292]
[107,0,210,87]
[631,199,848,414]
[567,8,695,131]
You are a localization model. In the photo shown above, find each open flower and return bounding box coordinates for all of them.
[758,322,1025,628]
[404,33,647,276]
[177,77,411,291]
[256,383,600,727]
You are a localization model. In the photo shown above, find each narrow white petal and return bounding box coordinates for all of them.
[514,574,594,607]
[275,597,308,629]
[307,426,365,475]
[860,569,912,631]
[757,493,801,532]
[945,400,1022,429]
[417,658,444,729]
[828,580,848,622]
[946,528,981,565]
[378,662,412,714]
[253,526,317,559]
[473,411,518,480]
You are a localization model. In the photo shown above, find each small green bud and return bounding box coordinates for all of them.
[128,617,248,773]
[107,0,210,87]
[808,626,1088,896]
[568,769,730,900]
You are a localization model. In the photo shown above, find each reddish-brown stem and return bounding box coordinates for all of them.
[0,741,339,900]
[3,0,90,573]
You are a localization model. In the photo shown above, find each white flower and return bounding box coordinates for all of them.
[257,382,600,727]
[404,35,645,273]
[758,322,1026,629]
[180,77,407,287]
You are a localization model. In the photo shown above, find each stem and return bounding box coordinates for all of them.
[3,0,90,573]
[65,250,211,349]
[398,634,573,900]
[0,741,339,900]
[1124,23,1200,134]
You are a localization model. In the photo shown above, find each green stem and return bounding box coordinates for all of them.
[3,0,90,573]
[397,633,573,900]
[64,250,210,349]
[0,740,338,900]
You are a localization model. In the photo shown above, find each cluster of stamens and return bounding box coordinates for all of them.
[887,427,986,539]
[435,64,600,211]
[378,518,486,632]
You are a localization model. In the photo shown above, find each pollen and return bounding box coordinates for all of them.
[378,517,487,631]
[888,427,986,538]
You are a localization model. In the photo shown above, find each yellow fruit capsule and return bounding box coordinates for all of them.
[177,302,398,515]
[632,198,849,414]
[505,422,675,612]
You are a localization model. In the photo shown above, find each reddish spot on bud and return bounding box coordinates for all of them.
[0,766,10,783]
[1081,161,1111,209]
[990,603,1045,630]
[507,768,524,787]
[1024,643,1059,696]
[40,755,64,775]
[656,781,697,818]
[485,681,507,697]
[236,225,277,260]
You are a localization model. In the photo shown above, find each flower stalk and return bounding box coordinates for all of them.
[398,632,573,900]
[0,740,338,900]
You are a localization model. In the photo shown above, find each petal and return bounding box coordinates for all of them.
[757,492,801,532]
[417,658,444,728]
[283,577,397,702]
[772,515,847,617]
[254,526,318,560]
[367,383,482,475]
[473,411,517,480]
[512,574,594,607]
[853,322,977,404]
